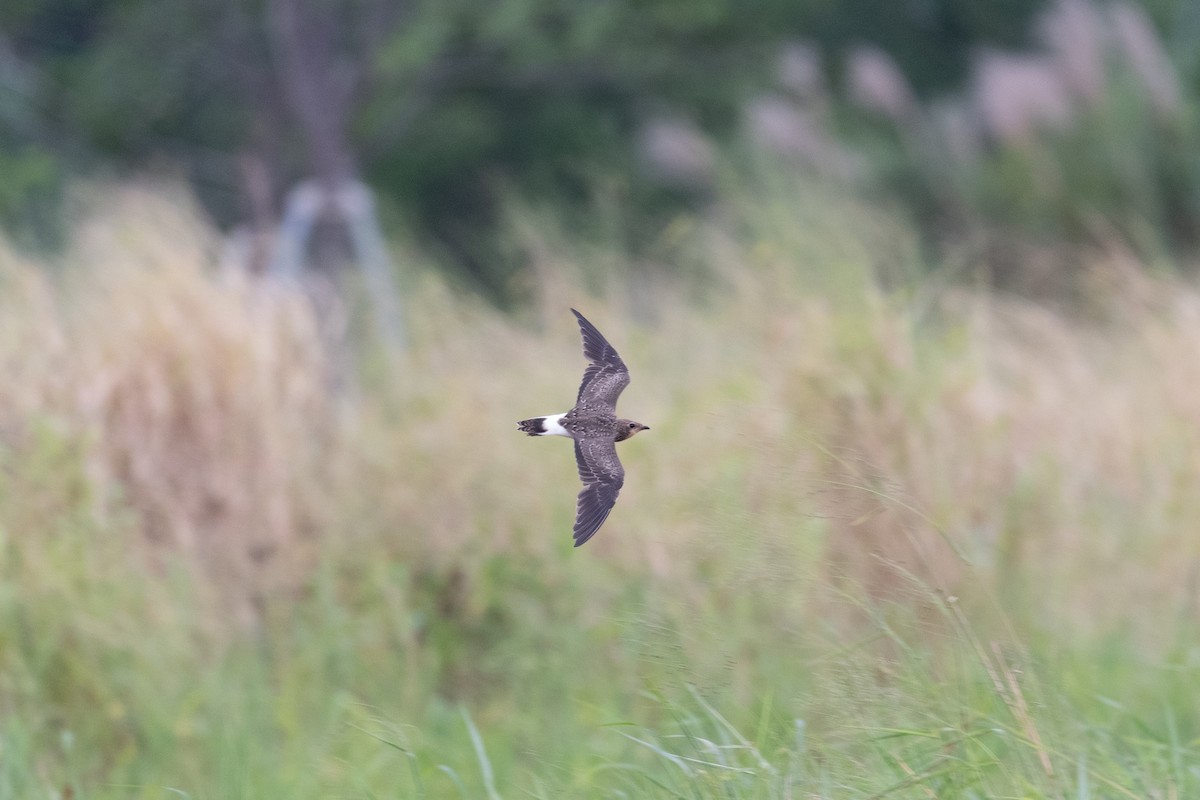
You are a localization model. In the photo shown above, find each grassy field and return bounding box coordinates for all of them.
[0,181,1198,798]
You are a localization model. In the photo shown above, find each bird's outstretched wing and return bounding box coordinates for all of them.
[572,436,625,546]
[572,308,630,408]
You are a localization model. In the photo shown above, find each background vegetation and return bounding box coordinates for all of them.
[4,0,1199,293]
[3,0,1200,797]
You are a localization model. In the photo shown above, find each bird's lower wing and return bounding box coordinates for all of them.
[573,438,625,547]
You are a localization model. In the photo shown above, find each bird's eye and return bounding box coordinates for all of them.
[629,423,636,428]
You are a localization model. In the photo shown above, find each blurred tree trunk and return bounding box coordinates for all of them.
[262,0,407,354]
[266,0,358,192]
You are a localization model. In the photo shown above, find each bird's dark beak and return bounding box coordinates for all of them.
[642,425,651,431]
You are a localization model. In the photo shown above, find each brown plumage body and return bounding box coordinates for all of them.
[518,414,648,442]
[516,309,649,546]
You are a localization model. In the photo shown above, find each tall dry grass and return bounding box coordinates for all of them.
[1,182,1198,650]
[0,185,332,625]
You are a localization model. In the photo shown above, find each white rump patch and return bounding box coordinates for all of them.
[540,413,571,437]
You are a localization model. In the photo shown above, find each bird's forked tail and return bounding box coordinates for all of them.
[517,417,548,436]
[518,413,570,437]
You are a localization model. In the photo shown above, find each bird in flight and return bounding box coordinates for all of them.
[517,309,650,546]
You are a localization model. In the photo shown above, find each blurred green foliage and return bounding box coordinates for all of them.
[1,0,1053,290]
[3,0,1200,296]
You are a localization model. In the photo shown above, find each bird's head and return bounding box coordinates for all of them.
[614,419,651,442]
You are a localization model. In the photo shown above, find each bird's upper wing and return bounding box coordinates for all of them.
[572,436,625,547]
[572,308,630,408]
